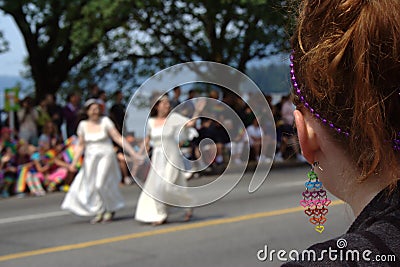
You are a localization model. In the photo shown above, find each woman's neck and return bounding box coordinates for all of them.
[156,114,167,119]
[345,170,394,217]
[88,117,100,123]
[317,147,394,217]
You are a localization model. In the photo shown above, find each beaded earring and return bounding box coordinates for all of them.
[300,162,331,233]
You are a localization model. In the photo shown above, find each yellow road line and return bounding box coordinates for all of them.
[0,200,344,262]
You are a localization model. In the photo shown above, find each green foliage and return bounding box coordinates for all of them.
[0,0,137,100]
[124,0,289,71]
[0,0,290,99]
[91,0,291,94]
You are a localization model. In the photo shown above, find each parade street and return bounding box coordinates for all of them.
[0,165,352,267]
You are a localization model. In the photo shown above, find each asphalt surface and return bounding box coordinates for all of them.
[0,165,353,267]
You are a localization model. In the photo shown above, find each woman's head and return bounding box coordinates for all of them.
[84,99,101,120]
[291,0,400,182]
[42,121,57,136]
[150,94,171,117]
[21,96,34,109]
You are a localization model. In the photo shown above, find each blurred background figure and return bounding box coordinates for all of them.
[17,96,38,146]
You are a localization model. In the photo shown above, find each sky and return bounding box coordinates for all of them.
[0,12,27,77]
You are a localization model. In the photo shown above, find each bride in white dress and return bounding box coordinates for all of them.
[62,99,140,224]
[135,95,205,225]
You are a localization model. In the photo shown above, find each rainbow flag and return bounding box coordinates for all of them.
[45,149,57,159]
[62,144,83,168]
[64,135,79,147]
[63,146,73,163]
[15,164,29,193]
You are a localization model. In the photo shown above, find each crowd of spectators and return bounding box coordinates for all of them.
[0,85,303,198]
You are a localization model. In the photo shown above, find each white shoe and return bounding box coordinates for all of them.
[124,176,134,185]
[259,155,272,164]
[183,172,193,180]
[274,153,284,162]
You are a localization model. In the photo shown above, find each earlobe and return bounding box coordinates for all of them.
[294,110,320,163]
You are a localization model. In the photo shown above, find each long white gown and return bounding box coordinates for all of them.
[61,117,124,216]
[135,113,192,223]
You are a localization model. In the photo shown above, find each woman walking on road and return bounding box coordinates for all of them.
[135,94,205,226]
[62,99,141,224]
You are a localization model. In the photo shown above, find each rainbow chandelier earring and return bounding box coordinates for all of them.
[300,162,331,233]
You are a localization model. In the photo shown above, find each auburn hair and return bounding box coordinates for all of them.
[291,0,400,182]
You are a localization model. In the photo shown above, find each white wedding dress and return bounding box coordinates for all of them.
[61,117,124,216]
[135,113,192,223]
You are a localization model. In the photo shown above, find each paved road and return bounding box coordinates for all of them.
[0,166,353,267]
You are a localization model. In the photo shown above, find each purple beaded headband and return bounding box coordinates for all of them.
[289,52,400,151]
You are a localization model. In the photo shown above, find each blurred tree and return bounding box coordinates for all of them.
[126,0,289,71]
[0,0,139,101]
[97,0,290,95]
[0,0,290,100]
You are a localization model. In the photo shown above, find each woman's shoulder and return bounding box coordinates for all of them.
[282,222,400,266]
[77,119,87,127]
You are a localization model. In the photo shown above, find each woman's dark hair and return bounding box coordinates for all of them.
[149,94,169,117]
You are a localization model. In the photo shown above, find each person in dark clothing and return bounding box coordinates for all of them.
[109,90,126,133]
[169,86,181,109]
[63,92,81,138]
[45,94,63,132]
[282,1,400,266]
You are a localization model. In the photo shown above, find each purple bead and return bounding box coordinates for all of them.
[345,132,350,137]
[315,114,320,119]
[336,128,341,133]
[296,89,301,94]
[304,103,309,108]
[290,69,294,74]
[322,119,327,124]
[310,108,314,113]
[300,96,305,101]
[329,123,334,128]
[294,82,298,88]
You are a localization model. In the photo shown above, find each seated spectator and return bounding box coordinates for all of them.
[246,118,271,163]
[0,127,18,197]
[13,140,35,197]
[38,121,62,149]
[225,120,248,165]
[27,148,47,197]
[43,149,69,192]
[0,146,17,198]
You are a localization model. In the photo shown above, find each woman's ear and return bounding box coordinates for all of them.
[294,110,320,163]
